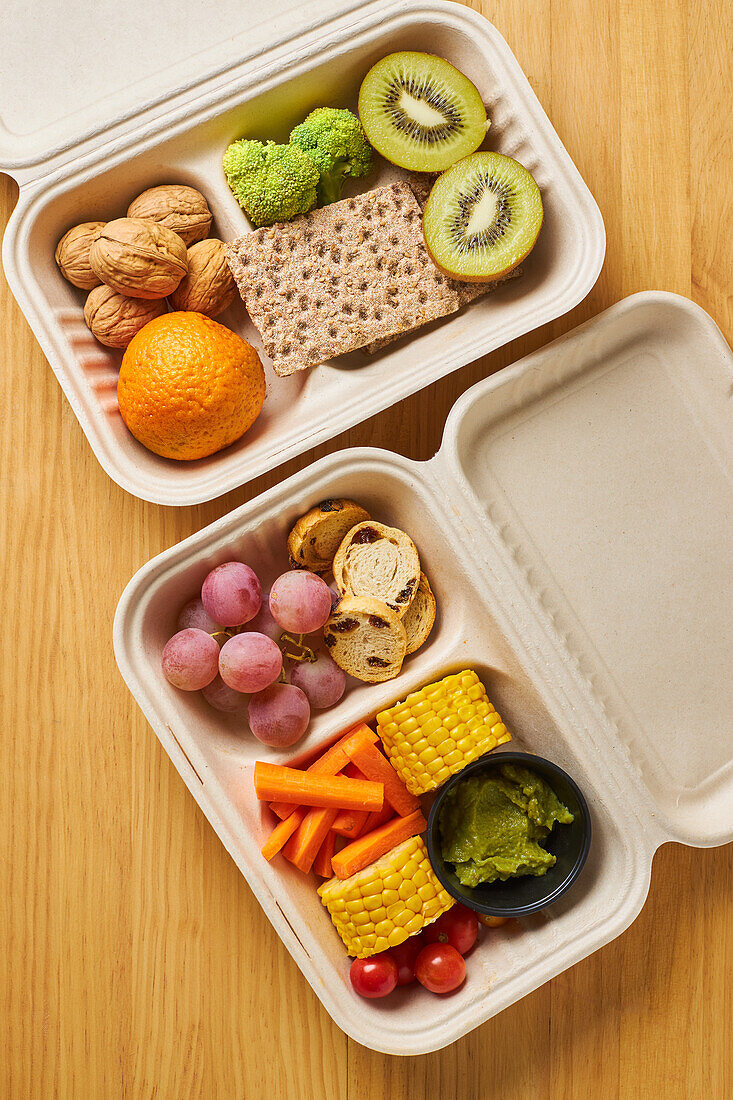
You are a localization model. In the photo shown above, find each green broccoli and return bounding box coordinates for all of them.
[222,139,319,227]
[289,108,374,206]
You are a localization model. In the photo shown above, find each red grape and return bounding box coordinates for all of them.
[248,682,310,747]
[201,562,261,627]
[269,571,332,634]
[415,944,466,994]
[389,934,424,986]
[161,628,219,691]
[219,633,282,694]
[423,904,478,955]
[289,651,346,709]
[201,675,248,714]
[176,597,222,636]
[243,592,281,642]
[349,955,398,999]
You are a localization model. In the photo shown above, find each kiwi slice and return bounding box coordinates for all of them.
[423,152,543,282]
[358,52,489,173]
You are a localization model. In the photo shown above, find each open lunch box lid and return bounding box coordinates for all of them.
[114,292,733,1053]
[0,0,371,176]
[0,0,606,503]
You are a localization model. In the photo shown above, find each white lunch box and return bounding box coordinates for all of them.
[1,0,604,504]
[114,292,733,1054]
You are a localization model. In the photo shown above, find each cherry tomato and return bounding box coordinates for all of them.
[477,913,510,928]
[389,934,424,986]
[350,954,398,999]
[423,904,478,955]
[415,943,466,994]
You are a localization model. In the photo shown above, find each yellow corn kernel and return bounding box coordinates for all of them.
[376,669,512,794]
[318,836,454,958]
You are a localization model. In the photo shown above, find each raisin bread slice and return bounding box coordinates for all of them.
[323,596,406,683]
[402,573,436,655]
[288,499,370,574]
[333,521,420,618]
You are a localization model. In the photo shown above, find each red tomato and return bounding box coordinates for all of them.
[423,904,478,955]
[477,913,510,928]
[415,944,466,994]
[350,954,398,999]
[389,934,424,986]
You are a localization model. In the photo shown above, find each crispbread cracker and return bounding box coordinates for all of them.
[225,183,462,376]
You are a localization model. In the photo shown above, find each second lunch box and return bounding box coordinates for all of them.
[115,292,733,1054]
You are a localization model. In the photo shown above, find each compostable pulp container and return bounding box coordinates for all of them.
[0,0,604,505]
[115,293,733,1054]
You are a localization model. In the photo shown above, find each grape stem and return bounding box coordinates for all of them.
[278,633,317,662]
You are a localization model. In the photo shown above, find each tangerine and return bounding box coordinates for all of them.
[117,311,265,460]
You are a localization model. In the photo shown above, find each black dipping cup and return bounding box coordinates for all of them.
[426,751,591,917]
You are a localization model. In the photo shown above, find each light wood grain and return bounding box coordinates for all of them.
[1,1,731,1096]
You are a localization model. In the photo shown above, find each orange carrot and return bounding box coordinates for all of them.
[331,764,370,838]
[254,761,383,812]
[260,807,306,861]
[313,830,337,878]
[283,807,338,873]
[345,739,420,817]
[331,809,427,880]
[363,802,395,833]
[269,724,378,819]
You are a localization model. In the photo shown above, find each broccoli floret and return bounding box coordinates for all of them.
[289,108,374,206]
[223,139,319,227]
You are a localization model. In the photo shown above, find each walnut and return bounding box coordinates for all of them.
[55,221,106,289]
[89,218,188,299]
[126,185,212,246]
[83,285,166,348]
[168,239,237,317]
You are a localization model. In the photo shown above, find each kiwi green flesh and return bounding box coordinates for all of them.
[423,152,543,281]
[358,51,488,173]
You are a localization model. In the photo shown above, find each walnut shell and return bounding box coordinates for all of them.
[90,218,188,299]
[84,285,166,348]
[55,221,106,289]
[168,239,237,317]
[126,185,213,246]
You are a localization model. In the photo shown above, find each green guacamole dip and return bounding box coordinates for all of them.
[438,764,574,888]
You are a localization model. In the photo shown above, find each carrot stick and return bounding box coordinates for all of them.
[254,762,383,812]
[344,740,420,817]
[363,802,395,833]
[331,764,370,838]
[269,724,378,819]
[313,830,337,878]
[331,809,427,880]
[260,807,306,861]
[283,807,338,873]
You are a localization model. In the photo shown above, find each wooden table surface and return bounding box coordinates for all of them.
[1,1,731,1096]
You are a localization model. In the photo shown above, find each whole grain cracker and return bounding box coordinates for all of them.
[225,183,462,376]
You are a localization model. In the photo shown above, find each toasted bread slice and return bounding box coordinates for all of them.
[288,499,370,574]
[403,573,436,655]
[323,596,406,683]
[333,521,420,618]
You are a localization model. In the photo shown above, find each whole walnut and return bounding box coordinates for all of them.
[168,239,237,317]
[127,185,212,246]
[90,218,187,299]
[55,221,106,289]
[84,285,166,348]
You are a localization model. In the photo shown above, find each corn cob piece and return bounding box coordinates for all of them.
[318,836,454,958]
[376,669,511,795]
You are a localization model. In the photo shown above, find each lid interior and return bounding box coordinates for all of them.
[0,0,368,172]
[445,293,733,847]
